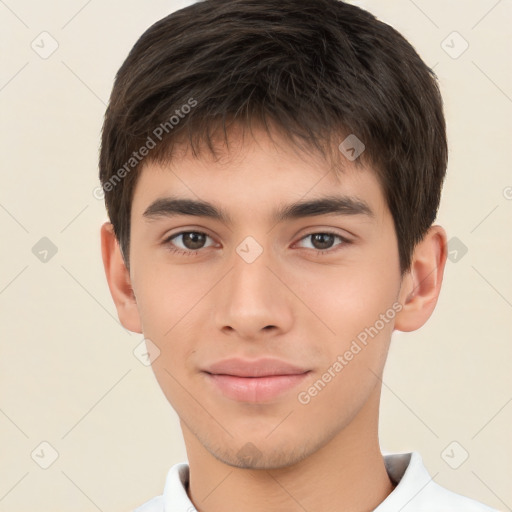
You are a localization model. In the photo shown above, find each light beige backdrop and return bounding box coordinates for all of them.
[0,1,511,511]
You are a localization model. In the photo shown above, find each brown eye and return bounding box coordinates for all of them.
[166,231,215,254]
[296,232,350,253]
[180,232,207,250]
[310,233,336,250]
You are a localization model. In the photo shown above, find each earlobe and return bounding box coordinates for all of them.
[394,225,448,333]
[100,222,142,333]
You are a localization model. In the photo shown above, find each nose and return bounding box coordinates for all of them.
[213,245,294,340]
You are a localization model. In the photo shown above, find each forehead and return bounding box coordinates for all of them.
[131,125,388,225]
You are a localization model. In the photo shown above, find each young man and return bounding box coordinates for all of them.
[99,0,497,510]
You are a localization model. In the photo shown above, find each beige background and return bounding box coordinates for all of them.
[0,0,511,511]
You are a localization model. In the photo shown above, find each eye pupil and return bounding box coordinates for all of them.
[312,233,334,250]
[183,232,206,249]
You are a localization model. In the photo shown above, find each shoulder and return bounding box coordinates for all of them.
[132,494,164,512]
[132,462,192,512]
[422,481,498,511]
[376,451,498,512]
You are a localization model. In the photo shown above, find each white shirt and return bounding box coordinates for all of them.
[133,452,497,511]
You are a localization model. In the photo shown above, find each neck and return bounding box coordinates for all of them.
[183,386,394,512]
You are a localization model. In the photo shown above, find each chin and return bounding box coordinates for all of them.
[206,435,315,470]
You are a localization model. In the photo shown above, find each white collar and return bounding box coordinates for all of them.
[150,451,496,511]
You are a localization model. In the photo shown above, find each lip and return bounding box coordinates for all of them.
[202,357,310,402]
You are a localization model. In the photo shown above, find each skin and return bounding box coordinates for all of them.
[102,125,447,512]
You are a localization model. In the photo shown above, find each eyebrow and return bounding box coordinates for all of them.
[142,195,374,224]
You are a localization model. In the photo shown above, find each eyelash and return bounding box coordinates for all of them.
[163,230,351,257]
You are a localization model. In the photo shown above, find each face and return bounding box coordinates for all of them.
[127,127,404,469]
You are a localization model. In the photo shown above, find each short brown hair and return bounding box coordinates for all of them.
[99,0,447,275]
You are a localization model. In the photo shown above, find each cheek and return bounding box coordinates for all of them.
[131,255,225,381]
[133,247,207,321]
[293,261,399,342]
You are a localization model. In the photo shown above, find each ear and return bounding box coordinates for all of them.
[394,225,448,332]
[100,222,142,333]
